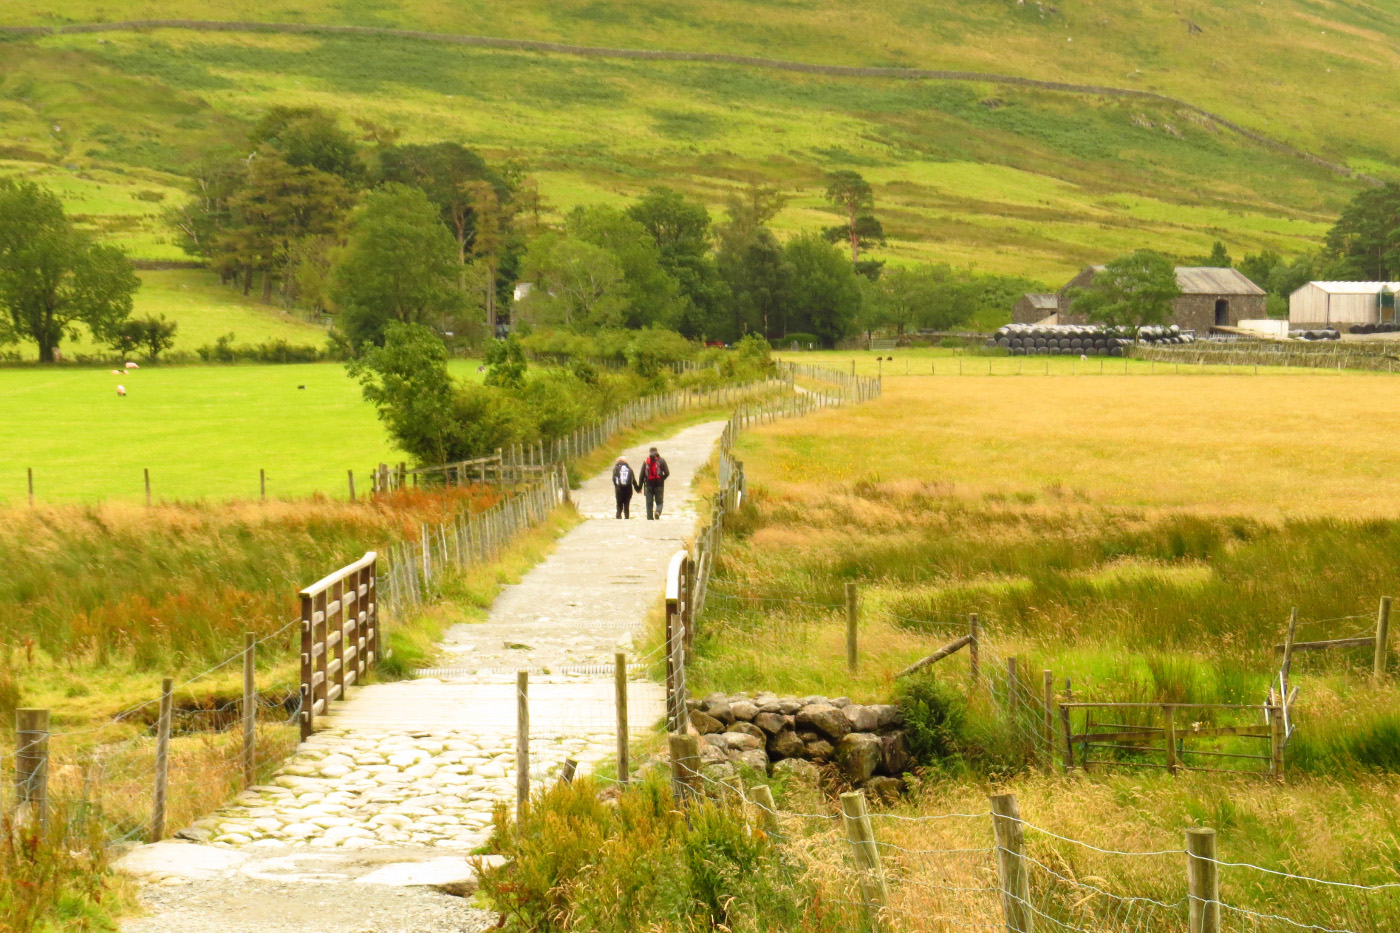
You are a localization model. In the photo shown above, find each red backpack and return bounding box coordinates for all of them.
[645,457,663,482]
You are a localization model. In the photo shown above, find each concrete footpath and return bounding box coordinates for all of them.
[118,420,728,933]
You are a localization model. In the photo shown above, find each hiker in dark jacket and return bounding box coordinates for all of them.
[611,456,636,519]
[640,447,670,520]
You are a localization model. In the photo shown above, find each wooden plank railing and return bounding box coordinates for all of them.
[300,551,377,739]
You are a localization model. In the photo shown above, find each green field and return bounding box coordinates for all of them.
[0,1,1392,282]
[0,360,483,502]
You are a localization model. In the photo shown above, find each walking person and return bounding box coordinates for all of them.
[612,456,636,519]
[640,446,670,520]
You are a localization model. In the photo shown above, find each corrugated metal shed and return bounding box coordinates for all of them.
[1289,281,1400,325]
[1173,267,1266,295]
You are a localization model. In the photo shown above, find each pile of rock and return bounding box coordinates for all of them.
[687,692,912,792]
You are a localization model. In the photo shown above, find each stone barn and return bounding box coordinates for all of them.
[1012,292,1060,325]
[1054,266,1266,331]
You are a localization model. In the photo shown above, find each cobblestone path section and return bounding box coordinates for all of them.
[183,420,727,856]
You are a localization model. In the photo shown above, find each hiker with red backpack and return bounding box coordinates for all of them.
[640,447,670,520]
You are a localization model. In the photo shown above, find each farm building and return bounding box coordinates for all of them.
[1288,282,1400,328]
[1038,266,1266,331]
[1012,293,1060,324]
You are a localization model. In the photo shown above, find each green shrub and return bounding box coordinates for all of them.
[896,672,968,764]
[773,332,819,349]
[939,336,966,348]
[478,772,850,932]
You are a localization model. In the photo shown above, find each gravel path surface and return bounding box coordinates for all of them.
[118,420,726,930]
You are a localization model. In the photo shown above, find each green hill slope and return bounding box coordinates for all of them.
[1,1,1395,284]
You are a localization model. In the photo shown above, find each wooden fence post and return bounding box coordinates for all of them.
[1374,596,1392,684]
[991,792,1034,933]
[668,733,702,803]
[144,468,151,506]
[845,581,859,672]
[152,677,173,842]
[348,470,356,502]
[516,670,529,824]
[1186,827,1221,933]
[27,466,34,506]
[1280,606,1299,692]
[969,614,980,686]
[15,709,50,828]
[1164,705,1178,775]
[751,784,780,836]
[1007,656,1020,713]
[243,633,256,788]
[1268,703,1285,782]
[615,651,630,784]
[260,468,266,501]
[1042,670,1055,772]
[840,790,890,933]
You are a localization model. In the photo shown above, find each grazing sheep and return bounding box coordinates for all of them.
[297,384,306,390]
[111,370,122,375]
[116,385,126,396]
[125,362,139,370]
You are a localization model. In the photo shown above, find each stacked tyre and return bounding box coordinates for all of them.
[1347,322,1400,335]
[1289,329,1341,341]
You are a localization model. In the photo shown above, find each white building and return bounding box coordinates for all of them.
[1289,282,1400,327]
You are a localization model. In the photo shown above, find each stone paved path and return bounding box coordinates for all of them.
[120,421,727,928]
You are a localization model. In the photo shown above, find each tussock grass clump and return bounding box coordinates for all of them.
[479,773,851,933]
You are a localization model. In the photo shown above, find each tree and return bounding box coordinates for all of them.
[0,180,139,362]
[718,228,792,339]
[346,322,462,466]
[108,314,178,361]
[467,180,505,330]
[1067,250,1182,338]
[1200,240,1232,268]
[166,151,247,263]
[214,150,351,301]
[783,232,862,347]
[483,334,527,389]
[517,233,629,331]
[626,188,728,338]
[332,184,465,347]
[569,206,684,330]
[823,170,882,262]
[250,106,362,183]
[379,143,505,265]
[1324,183,1400,280]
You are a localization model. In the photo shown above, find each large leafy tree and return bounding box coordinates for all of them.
[332,184,466,347]
[0,180,139,362]
[823,170,883,263]
[214,151,351,301]
[346,322,462,466]
[250,106,363,183]
[783,231,862,347]
[1324,183,1400,280]
[569,206,684,330]
[1067,250,1182,337]
[516,233,628,331]
[718,227,792,340]
[626,187,728,338]
[379,143,505,264]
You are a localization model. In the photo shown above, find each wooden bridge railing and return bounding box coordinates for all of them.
[300,551,378,739]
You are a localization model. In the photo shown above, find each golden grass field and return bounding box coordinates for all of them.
[757,368,1400,519]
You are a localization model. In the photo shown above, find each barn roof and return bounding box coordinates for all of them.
[1298,281,1400,295]
[1021,293,1059,309]
[1075,265,1265,296]
[1173,267,1266,296]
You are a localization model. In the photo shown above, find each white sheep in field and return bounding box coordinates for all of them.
[111,370,122,375]
[116,385,126,397]
[125,362,139,370]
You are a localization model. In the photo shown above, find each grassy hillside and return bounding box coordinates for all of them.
[0,1,1392,284]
